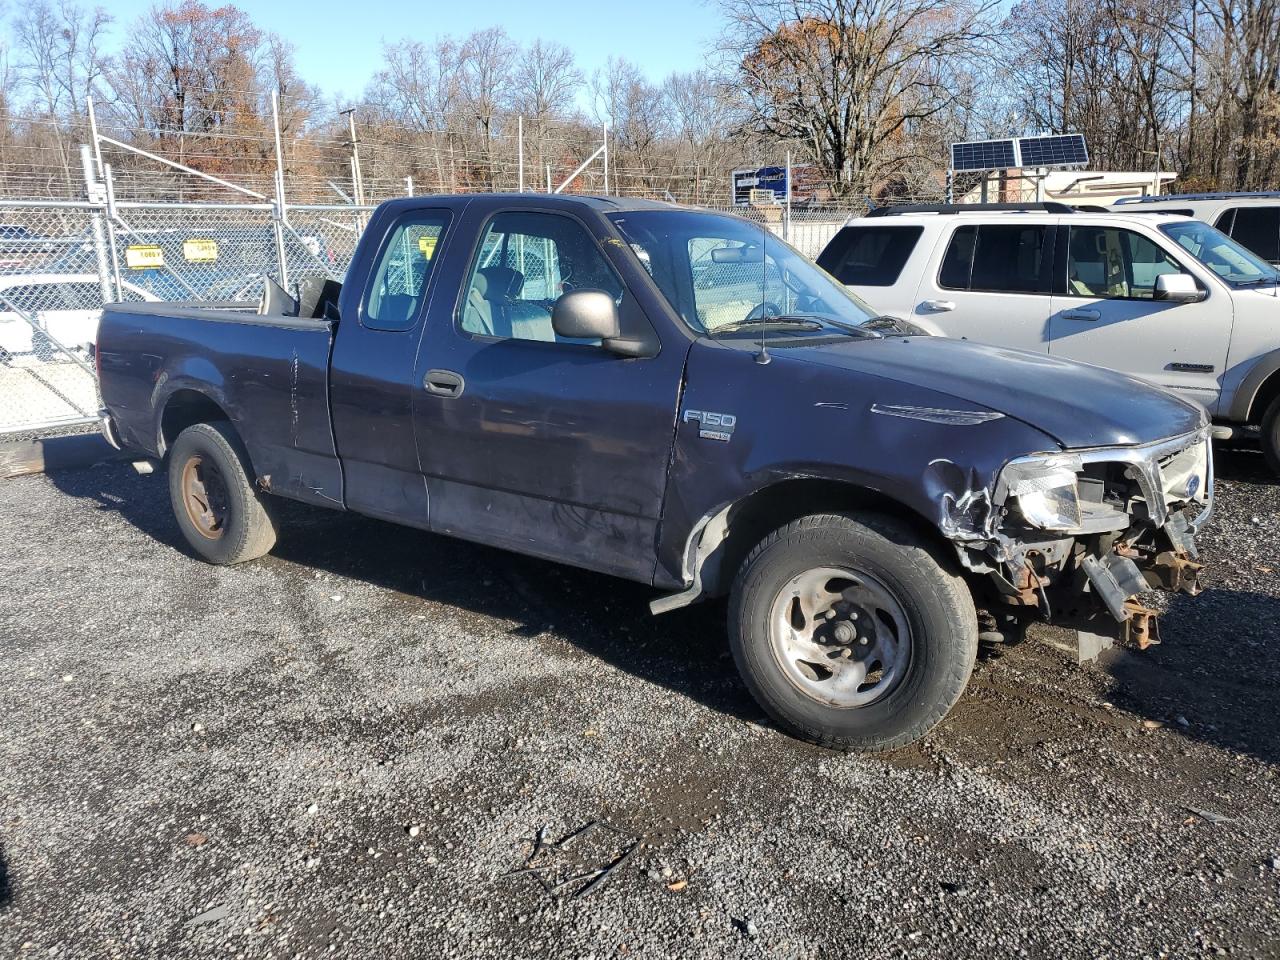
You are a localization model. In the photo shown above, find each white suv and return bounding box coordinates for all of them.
[1112,192,1280,265]
[816,202,1280,470]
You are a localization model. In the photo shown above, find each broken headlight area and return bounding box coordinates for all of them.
[961,430,1212,648]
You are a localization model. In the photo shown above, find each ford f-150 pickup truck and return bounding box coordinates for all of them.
[97,194,1212,752]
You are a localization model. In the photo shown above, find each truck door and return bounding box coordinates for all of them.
[329,208,453,527]
[911,220,1056,351]
[412,206,686,583]
[1048,223,1230,411]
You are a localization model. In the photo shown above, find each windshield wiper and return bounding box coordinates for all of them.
[1233,276,1280,287]
[717,314,875,337]
[715,316,825,334]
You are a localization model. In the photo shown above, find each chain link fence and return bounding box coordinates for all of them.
[0,165,858,437]
[0,197,374,436]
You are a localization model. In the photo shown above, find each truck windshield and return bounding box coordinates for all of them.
[608,210,880,339]
[1159,219,1280,286]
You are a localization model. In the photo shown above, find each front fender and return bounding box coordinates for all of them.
[653,340,1060,588]
[1226,346,1280,422]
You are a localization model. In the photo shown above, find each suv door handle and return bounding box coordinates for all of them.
[423,369,465,398]
[1061,309,1101,321]
[920,299,955,312]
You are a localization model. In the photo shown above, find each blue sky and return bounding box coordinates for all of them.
[82,0,726,104]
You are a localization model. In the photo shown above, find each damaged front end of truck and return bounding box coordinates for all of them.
[941,427,1212,661]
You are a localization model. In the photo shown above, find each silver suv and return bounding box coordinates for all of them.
[1112,192,1280,265]
[816,202,1280,471]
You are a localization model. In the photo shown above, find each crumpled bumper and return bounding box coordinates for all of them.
[962,427,1213,651]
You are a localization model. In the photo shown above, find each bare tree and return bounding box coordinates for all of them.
[10,0,111,189]
[457,27,517,189]
[1195,0,1280,188]
[661,70,742,201]
[512,39,582,187]
[716,0,999,194]
[365,37,463,190]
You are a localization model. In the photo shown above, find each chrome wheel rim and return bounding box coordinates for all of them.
[180,455,228,540]
[767,566,911,708]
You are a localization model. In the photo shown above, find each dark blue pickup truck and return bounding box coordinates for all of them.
[97,194,1212,751]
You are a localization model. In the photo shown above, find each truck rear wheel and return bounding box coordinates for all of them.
[727,512,977,752]
[1261,395,1280,476]
[168,421,278,565]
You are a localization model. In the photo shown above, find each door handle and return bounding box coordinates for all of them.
[920,299,955,312]
[1062,309,1101,321]
[423,369,465,398]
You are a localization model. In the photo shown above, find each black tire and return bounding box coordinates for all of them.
[727,512,977,752]
[1261,396,1280,476]
[167,421,278,564]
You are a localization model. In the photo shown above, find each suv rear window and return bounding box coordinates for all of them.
[938,223,1052,294]
[817,225,922,286]
[1217,206,1280,262]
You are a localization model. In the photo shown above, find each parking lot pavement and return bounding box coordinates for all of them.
[1,451,1278,960]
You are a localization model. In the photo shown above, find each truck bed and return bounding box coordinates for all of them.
[96,302,343,508]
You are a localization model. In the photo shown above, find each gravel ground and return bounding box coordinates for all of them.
[1,448,1278,959]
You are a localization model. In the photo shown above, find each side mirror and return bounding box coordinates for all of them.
[1154,273,1204,303]
[550,289,658,358]
[552,288,621,341]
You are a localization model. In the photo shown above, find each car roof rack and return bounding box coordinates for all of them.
[1114,191,1280,204]
[865,202,1076,217]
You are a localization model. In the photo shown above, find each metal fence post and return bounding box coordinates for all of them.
[272,201,290,291]
[79,145,113,306]
[102,162,124,302]
[271,90,292,291]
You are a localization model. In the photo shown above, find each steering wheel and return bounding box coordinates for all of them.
[744,301,782,322]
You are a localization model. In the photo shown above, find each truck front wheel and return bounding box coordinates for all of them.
[168,421,278,565]
[728,512,977,752]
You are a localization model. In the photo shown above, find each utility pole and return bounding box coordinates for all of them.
[341,107,366,206]
[784,150,792,241]
[518,115,525,193]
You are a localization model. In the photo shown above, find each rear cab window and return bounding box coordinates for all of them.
[816,225,922,286]
[362,211,451,331]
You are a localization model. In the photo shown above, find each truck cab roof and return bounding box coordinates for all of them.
[374,193,681,217]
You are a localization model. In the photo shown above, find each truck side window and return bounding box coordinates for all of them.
[1222,206,1280,263]
[362,212,450,331]
[459,212,623,344]
[1066,226,1185,299]
[816,225,922,286]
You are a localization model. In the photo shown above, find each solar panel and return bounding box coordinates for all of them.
[951,139,1017,172]
[1016,134,1088,169]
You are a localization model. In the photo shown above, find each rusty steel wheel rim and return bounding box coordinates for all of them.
[180,455,229,540]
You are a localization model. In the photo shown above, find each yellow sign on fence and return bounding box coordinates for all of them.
[125,245,164,270]
[418,235,437,259]
[183,238,219,263]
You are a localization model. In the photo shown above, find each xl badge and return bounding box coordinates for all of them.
[684,409,737,442]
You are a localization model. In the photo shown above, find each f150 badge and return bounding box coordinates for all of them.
[684,409,737,442]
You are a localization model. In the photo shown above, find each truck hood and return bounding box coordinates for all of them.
[778,335,1206,448]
